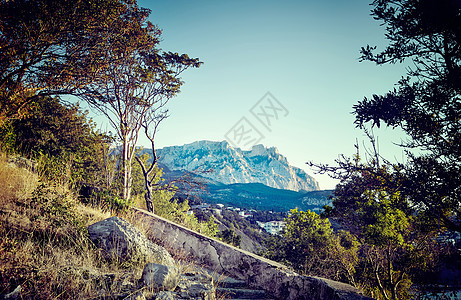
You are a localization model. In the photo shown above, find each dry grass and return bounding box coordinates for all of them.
[0,154,38,201]
[0,154,143,299]
[75,203,111,226]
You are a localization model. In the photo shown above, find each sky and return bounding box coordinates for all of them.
[95,0,411,190]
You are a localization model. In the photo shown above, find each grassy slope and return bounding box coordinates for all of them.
[0,155,195,299]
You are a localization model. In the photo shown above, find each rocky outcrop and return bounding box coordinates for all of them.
[135,208,373,300]
[7,156,37,172]
[87,214,372,299]
[87,217,216,300]
[155,291,175,300]
[87,216,175,266]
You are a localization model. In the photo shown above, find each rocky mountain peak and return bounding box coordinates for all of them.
[155,140,319,192]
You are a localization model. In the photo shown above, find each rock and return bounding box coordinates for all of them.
[141,263,180,291]
[124,291,146,300]
[155,291,175,300]
[8,156,37,172]
[216,287,265,299]
[87,216,174,266]
[176,272,215,300]
[137,209,372,300]
[183,283,215,300]
[0,285,21,300]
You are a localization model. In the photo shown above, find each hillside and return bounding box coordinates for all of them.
[0,156,220,299]
[156,163,332,212]
[203,183,333,212]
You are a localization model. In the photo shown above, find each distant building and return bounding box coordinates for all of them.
[263,221,285,235]
[191,204,210,211]
[256,220,286,234]
[238,211,253,218]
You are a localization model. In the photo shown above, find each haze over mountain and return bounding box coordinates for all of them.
[155,140,319,192]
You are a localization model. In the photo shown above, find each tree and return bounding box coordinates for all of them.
[329,161,441,300]
[353,0,461,232]
[218,228,242,248]
[80,15,201,201]
[264,208,359,284]
[0,0,146,124]
[134,75,206,212]
[0,95,111,186]
[131,149,171,212]
[134,93,175,213]
[282,209,333,274]
[304,1,461,297]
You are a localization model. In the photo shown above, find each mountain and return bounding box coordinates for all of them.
[147,163,332,212]
[154,140,319,192]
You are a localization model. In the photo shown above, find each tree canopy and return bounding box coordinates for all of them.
[330,162,439,299]
[310,0,461,232]
[1,0,202,203]
[0,0,151,123]
[0,96,111,185]
[303,1,461,298]
[78,22,202,201]
[263,209,358,284]
[354,0,461,231]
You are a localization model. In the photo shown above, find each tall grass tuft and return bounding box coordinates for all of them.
[0,154,38,201]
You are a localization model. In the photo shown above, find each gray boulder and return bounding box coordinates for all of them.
[155,291,175,300]
[87,216,174,266]
[141,263,181,291]
[0,285,21,300]
[176,272,215,300]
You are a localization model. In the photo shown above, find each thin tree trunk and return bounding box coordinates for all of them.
[144,169,154,213]
[121,137,132,201]
[145,185,153,213]
[103,143,111,189]
[375,265,390,300]
[369,247,390,300]
[387,246,398,300]
[122,139,128,200]
[135,155,154,213]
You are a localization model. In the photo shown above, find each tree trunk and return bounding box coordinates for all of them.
[135,155,154,213]
[102,143,111,189]
[121,138,132,201]
[145,179,154,213]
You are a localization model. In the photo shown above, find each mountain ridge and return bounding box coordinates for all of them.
[153,140,319,192]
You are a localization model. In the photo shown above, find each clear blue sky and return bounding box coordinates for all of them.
[103,0,410,189]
